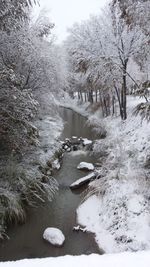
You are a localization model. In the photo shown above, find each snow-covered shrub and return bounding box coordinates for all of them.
[0,156,58,238]
[19,172,58,205]
[133,102,150,122]
[87,116,107,139]
[0,190,26,225]
[0,68,39,154]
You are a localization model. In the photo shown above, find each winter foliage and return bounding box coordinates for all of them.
[0,0,150,258]
[64,0,150,120]
[0,0,63,237]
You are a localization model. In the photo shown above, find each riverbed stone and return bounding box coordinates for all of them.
[64,145,69,150]
[52,159,61,170]
[77,162,95,171]
[70,172,97,189]
[71,136,80,145]
[82,138,92,146]
[73,145,78,151]
[43,227,65,246]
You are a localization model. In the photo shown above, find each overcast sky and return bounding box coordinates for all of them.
[33,0,109,43]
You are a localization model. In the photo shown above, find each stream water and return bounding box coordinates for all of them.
[0,108,103,261]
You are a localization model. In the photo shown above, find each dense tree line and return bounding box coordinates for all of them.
[0,0,62,237]
[65,0,150,120]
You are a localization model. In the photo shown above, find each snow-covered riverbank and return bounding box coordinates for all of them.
[0,110,64,239]
[1,97,150,265]
[1,251,150,267]
[60,95,150,253]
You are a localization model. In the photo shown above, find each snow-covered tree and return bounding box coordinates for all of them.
[65,0,149,119]
[0,0,37,31]
[0,0,62,238]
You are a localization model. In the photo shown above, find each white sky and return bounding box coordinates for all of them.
[33,0,109,43]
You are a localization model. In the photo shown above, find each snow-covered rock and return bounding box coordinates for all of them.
[73,225,80,231]
[73,225,87,232]
[82,138,92,146]
[52,159,61,170]
[43,228,65,246]
[77,162,95,171]
[70,172,97,189]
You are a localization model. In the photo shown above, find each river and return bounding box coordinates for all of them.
[0,108,103,261]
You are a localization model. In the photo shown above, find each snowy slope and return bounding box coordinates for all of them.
[77,96,150,253]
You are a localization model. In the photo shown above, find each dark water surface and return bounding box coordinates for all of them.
[0,108,102,261]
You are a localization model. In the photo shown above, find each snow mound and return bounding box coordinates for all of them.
[77,162,95,171]
[43,228,65,246]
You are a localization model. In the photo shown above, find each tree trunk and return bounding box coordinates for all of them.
[107,94,111,116]
[103,97,108,117]
[122,71,127,120]
[80,91,83,102]
[95,90,98,103]
[78,90,80,100]
[112,95,115,115]
[114,85,123,119]
[89,90,93,103]
[99,89,101,102]
[120,61,128,120]
[100,93,105,117]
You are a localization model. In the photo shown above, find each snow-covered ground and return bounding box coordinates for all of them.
[33,114,63,166]
[0,251,150,267]
[61,95,150,253]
